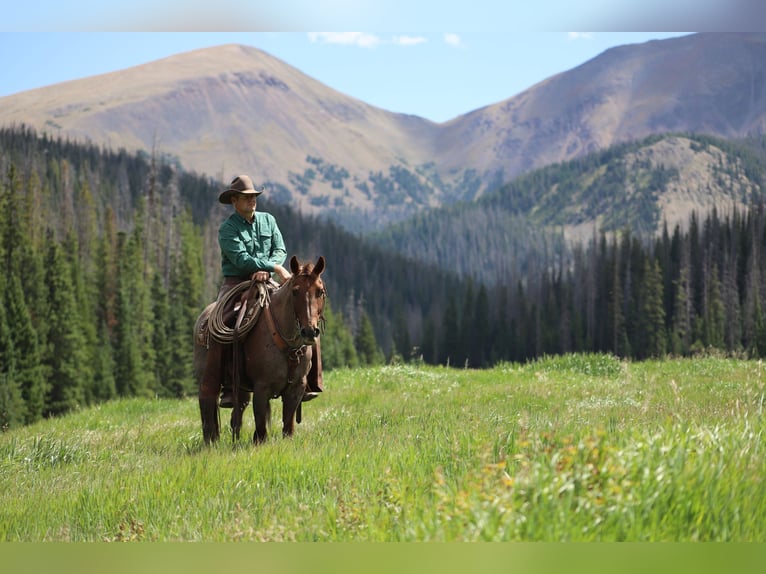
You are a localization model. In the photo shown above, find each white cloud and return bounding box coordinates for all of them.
[568,32,594,40]
[443,33,463,47]
[307,32,381,47]
[392,35,427,46]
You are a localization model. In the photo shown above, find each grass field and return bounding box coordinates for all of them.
[1,354,764,542]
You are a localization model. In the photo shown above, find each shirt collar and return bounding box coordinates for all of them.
[233,212,256,225]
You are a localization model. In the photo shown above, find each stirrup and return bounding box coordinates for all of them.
[219,390,234,408]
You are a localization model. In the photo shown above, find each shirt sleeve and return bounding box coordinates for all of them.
[267,214,287,268]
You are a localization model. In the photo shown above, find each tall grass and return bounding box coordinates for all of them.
[1,355,764,541]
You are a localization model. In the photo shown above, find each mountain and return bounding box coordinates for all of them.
[2,33,766,232]
[438,33,766,182]
[0,44,441,230]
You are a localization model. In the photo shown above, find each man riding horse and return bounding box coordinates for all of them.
[210,174,323,407]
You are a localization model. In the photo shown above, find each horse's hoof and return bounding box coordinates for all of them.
[301,392,320,402]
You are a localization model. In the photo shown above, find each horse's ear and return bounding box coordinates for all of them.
[290,255,300,274]
[314,256,325,276]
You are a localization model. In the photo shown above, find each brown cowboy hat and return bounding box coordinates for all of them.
[218,175,264,204]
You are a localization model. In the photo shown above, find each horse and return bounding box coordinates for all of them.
[194,255,327,444]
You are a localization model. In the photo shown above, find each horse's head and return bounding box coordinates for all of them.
[289,255,327,345]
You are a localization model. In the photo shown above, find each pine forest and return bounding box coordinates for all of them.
[3,125,766,429]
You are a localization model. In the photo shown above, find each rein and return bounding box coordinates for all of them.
[265,279,310,353]
[264,304,303,352]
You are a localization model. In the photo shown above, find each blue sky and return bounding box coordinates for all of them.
[1,32,694,123]
[0,0,757,123]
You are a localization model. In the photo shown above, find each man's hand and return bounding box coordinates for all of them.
[272,264,292,283]
[252,271,271,283]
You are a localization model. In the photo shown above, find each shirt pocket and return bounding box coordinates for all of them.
[258,231,272,255]
[240,231,255,253]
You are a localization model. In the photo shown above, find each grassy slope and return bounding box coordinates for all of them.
[1,355,764,541]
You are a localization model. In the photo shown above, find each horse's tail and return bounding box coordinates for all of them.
[231,339,243,440]
[230,294,250,441]
[196,302,221,444]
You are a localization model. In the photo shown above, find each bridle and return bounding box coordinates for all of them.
[265,272,326,355]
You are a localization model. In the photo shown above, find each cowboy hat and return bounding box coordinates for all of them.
[218,175,264,204]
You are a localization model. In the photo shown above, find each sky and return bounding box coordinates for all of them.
[0,1,762,123]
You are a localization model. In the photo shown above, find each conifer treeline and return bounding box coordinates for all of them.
[0,127,209,429]
[3,126,766,430]
[0,126,381,429]
[427,207,766,366]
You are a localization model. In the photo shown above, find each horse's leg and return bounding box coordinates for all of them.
[282,381,306,437]
[252,391,270,444]
[230,402,247,442]
[198,341,223,444]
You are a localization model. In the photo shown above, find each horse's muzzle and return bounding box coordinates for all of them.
[301,326,321,342]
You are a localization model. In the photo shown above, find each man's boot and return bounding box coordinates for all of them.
[219,344,234,408]
[303,339,324,402]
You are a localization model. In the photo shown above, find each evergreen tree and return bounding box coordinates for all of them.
[722,260,743,352]
[0,278,25,430]
[473,284,490,367]
[114,244,142,396]
[459,280,476,367]
[355,311,384,366]
[92,319,117,402]
[419,314,438,364]
[703,264,726,350]
[440,293,460,365]
[1,164,46,424]
[391,308,412,362]
[43,238,89,416]
[163,212,205,397]
[741,230,763,355]
[609,246,630,357]
[751,297,766,358]
[63,230,97,404]
[670,259,692,356]
[113,222,156,398]
[95,207,119,336]
[1,164,23,275]
[4,274,47,423]
[688,212,705,318]
[510,281,529,361]
[636,258,667,358]
[151,271,174,397]
[490,286,511,364]
[321,302,359,370]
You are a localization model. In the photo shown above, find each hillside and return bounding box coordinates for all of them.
[373,133,766,284]
[3,34,766,231]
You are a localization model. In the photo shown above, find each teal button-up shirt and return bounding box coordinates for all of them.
[218,211,287,277]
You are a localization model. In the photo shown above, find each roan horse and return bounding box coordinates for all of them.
[194,255,327,444]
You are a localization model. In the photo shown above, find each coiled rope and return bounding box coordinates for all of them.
[208,280,270,344]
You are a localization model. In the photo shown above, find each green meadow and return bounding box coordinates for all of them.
[1,354,764,542]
